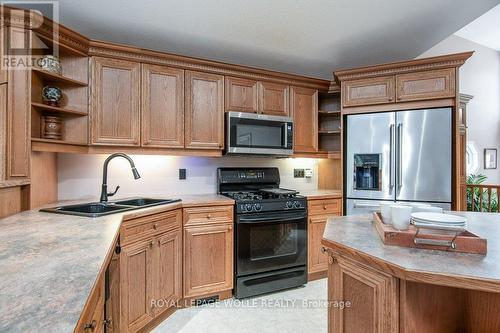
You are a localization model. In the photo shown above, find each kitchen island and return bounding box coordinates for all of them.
[321,212,500,333]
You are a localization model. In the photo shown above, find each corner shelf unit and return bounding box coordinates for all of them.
[30,32,89,147]
[317,90,341,156]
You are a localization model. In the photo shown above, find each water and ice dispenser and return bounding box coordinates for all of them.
[353,154,381,191]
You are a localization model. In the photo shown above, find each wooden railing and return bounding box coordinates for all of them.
[466,184,499,212]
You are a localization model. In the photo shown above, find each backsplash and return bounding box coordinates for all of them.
[57,154,320,200]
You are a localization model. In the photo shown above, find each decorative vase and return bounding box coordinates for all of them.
[40,55,62,74]
[41,115,63,140]
[42,86,62,106]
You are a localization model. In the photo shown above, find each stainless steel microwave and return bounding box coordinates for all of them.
[225,112,293,156]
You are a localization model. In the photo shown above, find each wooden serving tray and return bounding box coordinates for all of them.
[373,212,487,255]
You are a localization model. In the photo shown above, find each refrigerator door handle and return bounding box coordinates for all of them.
[389,124,395,190]
[397,123,403,189]
[353,201,381,209]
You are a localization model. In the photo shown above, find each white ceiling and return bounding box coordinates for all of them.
[455,4,500,51]
[53,0,500,79]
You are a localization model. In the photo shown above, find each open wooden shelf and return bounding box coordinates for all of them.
[319,129,341,134]
[31,138,88,154]
[319,110,341,115]
[31,102,87,117]
[32,68,88,86]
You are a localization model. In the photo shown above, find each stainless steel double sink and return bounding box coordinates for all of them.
[40,198,181,218]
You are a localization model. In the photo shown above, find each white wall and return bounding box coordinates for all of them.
[419,35,500,184]
[57,154,320,200]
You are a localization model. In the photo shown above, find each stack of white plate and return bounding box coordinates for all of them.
[410,212,467,231]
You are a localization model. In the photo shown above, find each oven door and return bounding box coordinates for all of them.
[236,210,307,277]
[226,112,293,155]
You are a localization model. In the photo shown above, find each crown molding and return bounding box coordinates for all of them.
[88,40,330,90]
[334,52,474,81]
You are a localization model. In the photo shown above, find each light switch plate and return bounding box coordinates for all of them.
[294,169,305,178]
[179,169,186,180]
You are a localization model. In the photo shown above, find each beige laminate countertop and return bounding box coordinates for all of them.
[0,194,233,333]
[299,189,342,199]
[322,212,500,293]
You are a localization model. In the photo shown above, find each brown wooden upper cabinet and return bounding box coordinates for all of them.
[225,76,289,116]
[290,86,318,152]
[225,77,258,113]
[396,68,455,102]
[141,64,184,148]
[259,81,289,116]
[185,70,224,150]
[91,57,141,146]
[342,76,395,107]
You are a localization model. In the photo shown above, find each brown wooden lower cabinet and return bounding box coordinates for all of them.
[328,257,399,333]
[108,209,183,333]
[183,222,233,298]
[307,198,341,280]
[76,273,105,333]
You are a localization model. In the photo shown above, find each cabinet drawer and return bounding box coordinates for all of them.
[308,199,341,215]
[396,68,455,102]
[342,76,395,107]
[76,274,105,333]
[121,209,182,245]
[183,205,233,226]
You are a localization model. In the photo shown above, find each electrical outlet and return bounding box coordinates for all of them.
[179,168,186,180]
[294,168,305,178]
[304,168,313,178]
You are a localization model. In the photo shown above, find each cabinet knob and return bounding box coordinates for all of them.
[323,205,327,210]
[149,241,153,248]
[153,223,158,230]
[207,213,212,219]
[84,320,97,332]
[389,97,394,101]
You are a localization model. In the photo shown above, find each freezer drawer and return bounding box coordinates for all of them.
[396,108,452,202]
[346,112,395,200]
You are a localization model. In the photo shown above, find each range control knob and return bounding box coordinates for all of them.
[253,203,262,212]
[293,201,301,208]
[285,201,293,209]
[245,203,253,212]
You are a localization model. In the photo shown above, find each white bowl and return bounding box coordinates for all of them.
[391,205,412,230]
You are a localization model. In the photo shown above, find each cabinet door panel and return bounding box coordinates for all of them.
[342,76,395,107]
[91,57,140,146]
[225,76,258,113]
[185,71,224,149]
[396,68,455,102]
[291,86,318,152]
[141,64,184,147]
[308,215,334,275]
[184,223,233,297]
[329,257,398,333]
[120,239,155,332]
[259,82,289,116]
[154,229,182,317]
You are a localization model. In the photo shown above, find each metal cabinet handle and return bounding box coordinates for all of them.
[389,124,395,189]
[397,123,403,189]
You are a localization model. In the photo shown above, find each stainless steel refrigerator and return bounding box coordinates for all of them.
[345,108,452,215]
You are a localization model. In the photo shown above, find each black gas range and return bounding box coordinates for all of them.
[218,167,308,299]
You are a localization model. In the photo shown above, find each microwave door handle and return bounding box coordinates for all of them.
[282,123,288,148]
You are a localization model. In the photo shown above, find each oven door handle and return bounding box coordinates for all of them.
[238,214,307,224]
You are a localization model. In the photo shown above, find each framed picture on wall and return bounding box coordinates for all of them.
[484,148,497,169]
